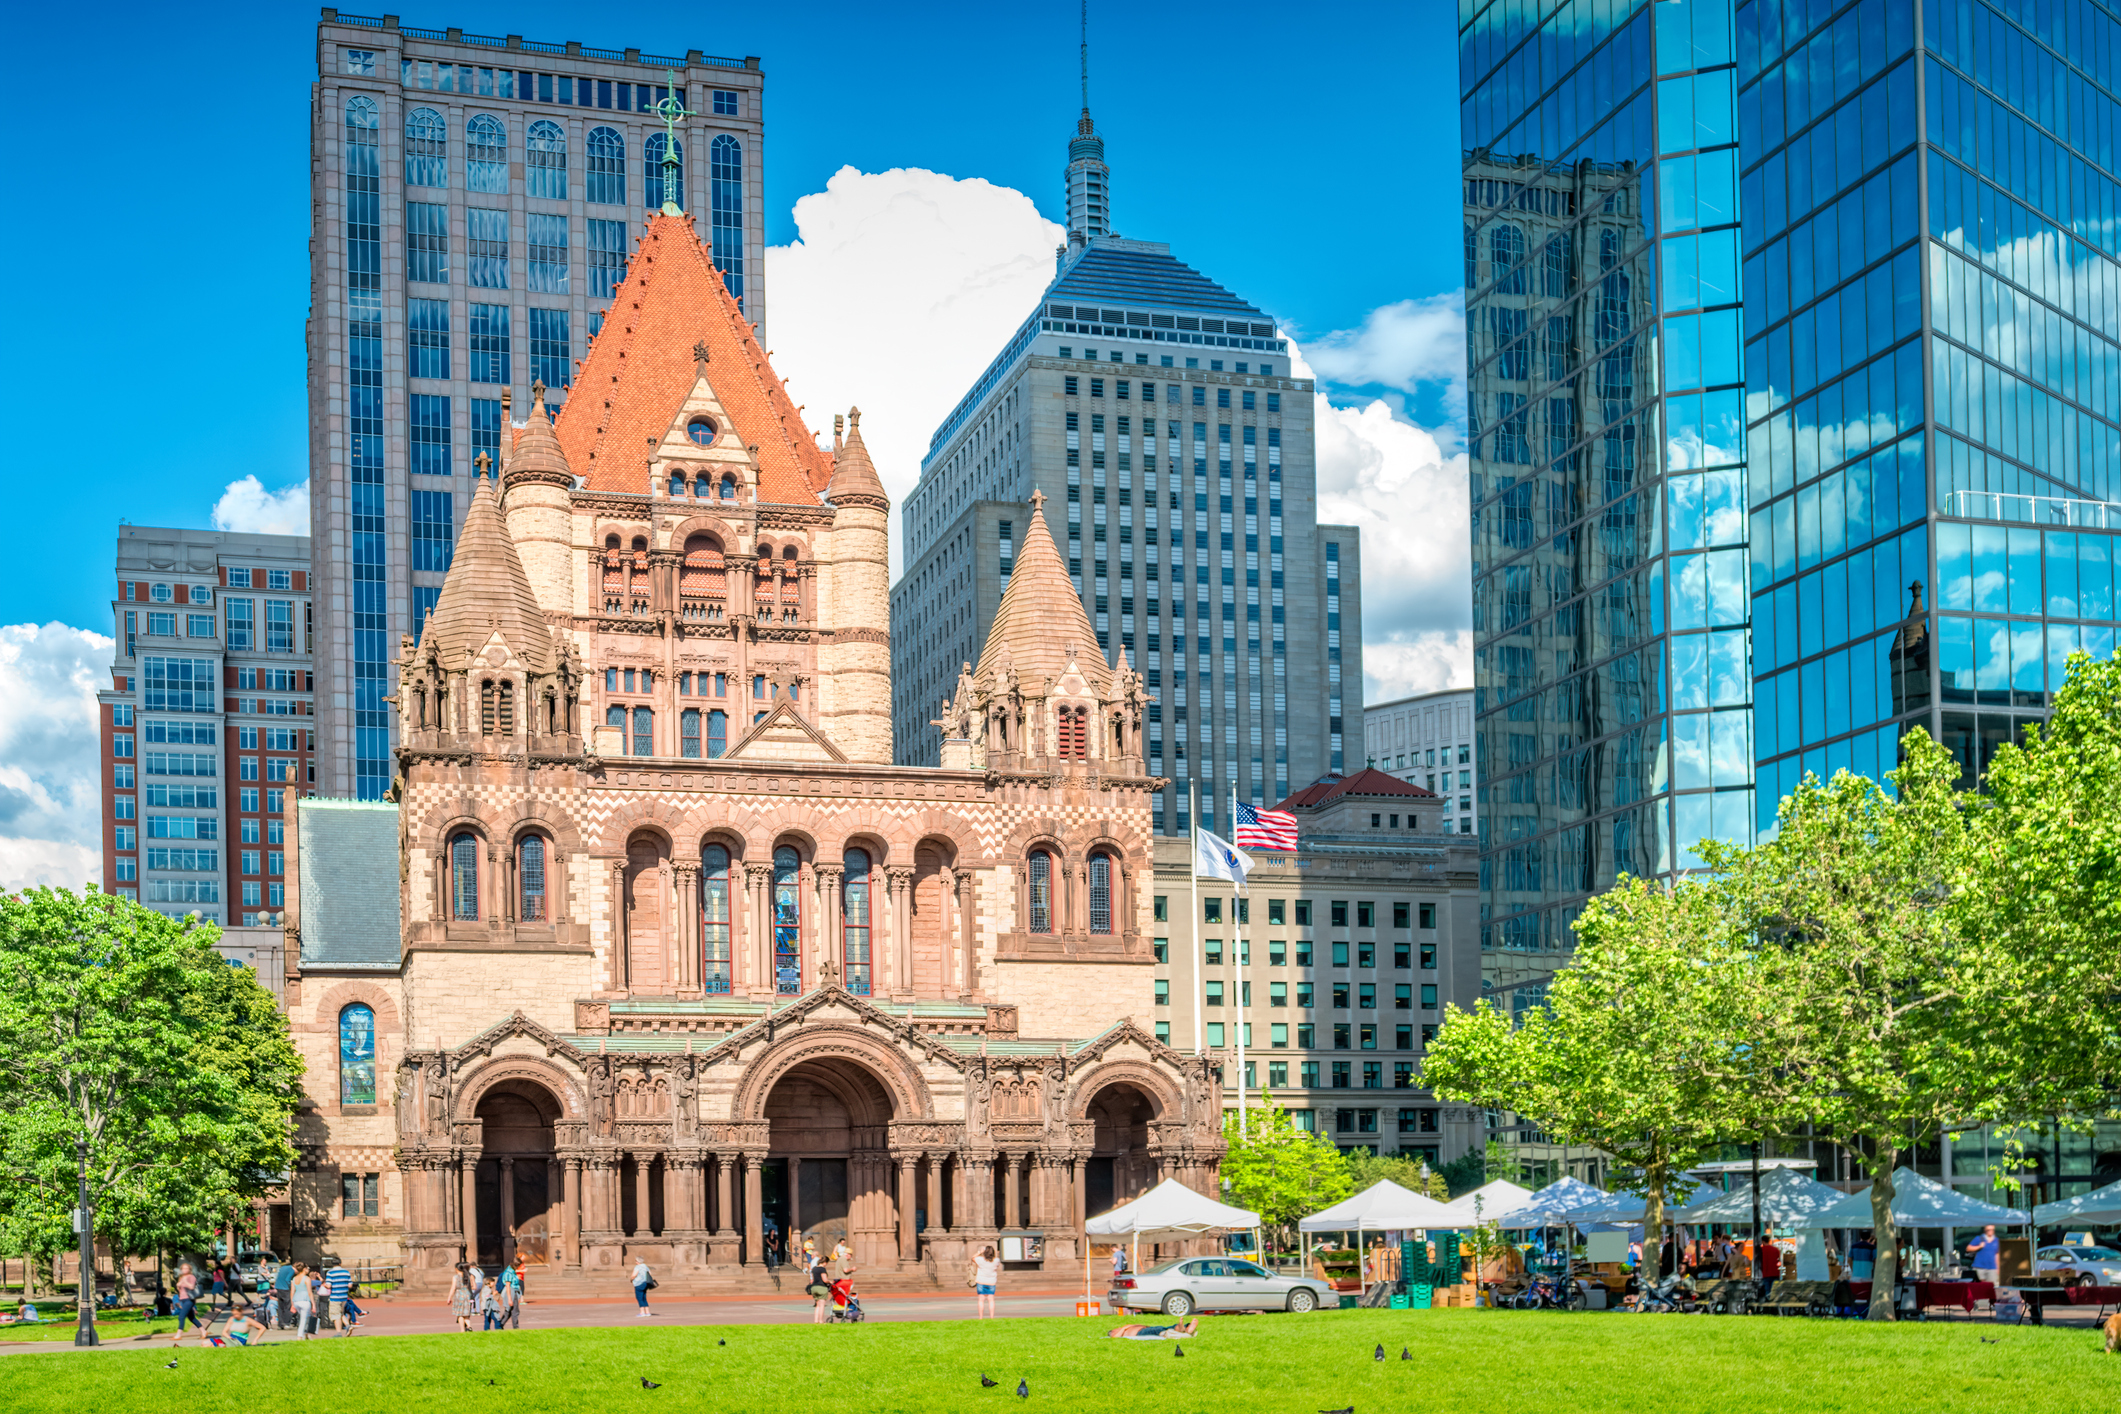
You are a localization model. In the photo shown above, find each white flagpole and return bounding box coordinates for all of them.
[1189,778,1203,1058]
[1232,781,1247,1139]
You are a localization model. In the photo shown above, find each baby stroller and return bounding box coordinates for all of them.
[828,1277,865,1323]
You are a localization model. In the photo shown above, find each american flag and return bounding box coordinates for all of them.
[1233,800,1299,851]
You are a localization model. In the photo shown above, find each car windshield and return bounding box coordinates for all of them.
[2072,1247,2121,1260]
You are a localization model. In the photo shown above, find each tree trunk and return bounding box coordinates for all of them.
[1865,1149,1900,1321]
[1642,1152,1668,1289]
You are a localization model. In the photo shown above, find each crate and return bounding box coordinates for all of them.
[1407,1283,1434,1310]
[1337,1294,1360,1310]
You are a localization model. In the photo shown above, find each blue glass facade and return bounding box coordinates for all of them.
[346,97,392,802]
[1467,0,2121,991]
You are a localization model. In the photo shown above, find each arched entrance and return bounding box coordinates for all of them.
[474,1081,559,1267]
[763,1058,901,1268]
[1084,1081,1160,1220]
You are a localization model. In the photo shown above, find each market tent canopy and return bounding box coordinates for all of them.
[1489,1176,1610,1228]
[2034,1177,2121,1227]
[1564,1193,1650,1224]
[1298,1180,1464,1233]
[1440,1179,1534,1223]
[1084,1178,1260,1243]
[1799,1168,2028,1229]
[1675,1166,1851,1226]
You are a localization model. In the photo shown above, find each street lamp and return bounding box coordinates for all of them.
[73,1137,97,1347]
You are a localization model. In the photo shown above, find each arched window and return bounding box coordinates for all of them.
[1088,853,1114,935]
[519,835,546,921]
[645,133,683,211]
[405,107,447,187]
[681,534,726,597]
[687,416,716,446]
[668,472,685,497]
[719,473,737,500]
[631,706,653,756]
[681,708,701,758]
[773,846,801,994]
[1028,850,1053,934]
[702,844,732,994]
[586,125,626,205]
[345,94,379,135]
[710,134,745,304]
[450,832,479,920]
[527,119,566,199]
[481,680,497,733]
[466,114,507,193]
[707,709,728,758]
[842,848,873,996]
[338,1003,376,1106]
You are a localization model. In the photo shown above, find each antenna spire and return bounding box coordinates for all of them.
[1064,0,1110,249]
[1080,0,1089,116]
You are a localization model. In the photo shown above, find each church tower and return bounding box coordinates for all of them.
[817,409,893,763]
[501,382,577,618]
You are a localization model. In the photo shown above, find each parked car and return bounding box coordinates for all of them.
[2035,1245,2121,1285]
[235,1250,283,1293]
[1110,1256,1335,1316]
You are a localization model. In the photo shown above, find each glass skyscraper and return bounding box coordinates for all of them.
[1463,0,2121,1004]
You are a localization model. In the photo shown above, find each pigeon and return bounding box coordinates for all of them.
[1400,1348,1412,1361]
[1320,1407,1355,1414]
[1016,1379,1029,1398]
[640,1377,662,1390]
[163,1359,178,1369]
[1373,1344,1386,1361]
[718,1339,727,1346]
[981,1375,1000,1389]
[1980,1337,1997,1344]
[487,1379,497,1386]
[1174,1342,1185,1358]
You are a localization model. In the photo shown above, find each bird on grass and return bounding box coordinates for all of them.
[718,1339,727,1346]
[1980,1337,1998,1344]
[1174,1343,1185,1358]
[1016,1379,1029,1398]
[1373,1344,1386,1361]
[163,1360,178,1370]
[981,1375,1000,1388]
[1321,1406,1355,1414]
[640,1377,662,1389]
[1400,1348,1411,1361]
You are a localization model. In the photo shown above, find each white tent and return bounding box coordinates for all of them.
[1489,1175,1610,1228]
[2034,1177,2121,1227]
[1799,1167,2028,1229]
[1675,1166,1851,1227]
[1298,1180,1464,1233]
[1084,1178,1262,1297]
[1440,1179,1534,1224]
[1562,1194,1648,1224]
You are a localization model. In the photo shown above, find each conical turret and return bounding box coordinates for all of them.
[502,382,577,616]
[816,408,893,764]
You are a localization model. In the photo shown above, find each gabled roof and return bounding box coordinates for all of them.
[1277,768,1435,811]
[973,493,1110,698]
[420,472,555,674]
[1048,241,1269,319]
[557,212,832,504]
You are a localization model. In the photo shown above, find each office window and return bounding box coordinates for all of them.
[1421,984,1438,1009]
[409,297,450,378]
[404,106,446,186]
[1154,979,1169,1006]
[265,601,294,654]
[588,218,628,299]
[1204,939,1223,966]
[1300,1060,1320,1087]
[527,213,569,293]
[1205,980,1224,1008]
[1331,1060,1351,1088]
[1394,942,1411,968]
[586,126,626,205]
[1269,940,1286,966]
[410,394,451,476]
[1203,897,1222,924]
[1395,983,1412,1010]
[406,201,448,282]
[1333,1024,1350,1050]
[1357,902,1375,927]
[1153,894,1168,922]
[1330,901,1348,927]
[1396,1026,1414,1052]
[526,118,566,199]
[1332,941,1349,967]
[1268,898,1285,925]
[1419,902,1436,928]
[1358,943,1375,968]
[710,135,745,305]
[1296,981,1313,1007]
[1358,983,1376,1009]
[466,113,507,193]
[1269,981,1286,1007]
[469,304,510,384]
[468,207,509,288]
[1153,938,1167,963]
[1296,940,1312,967]
[1331,982,1349,1008]
[529,309,570,390]
[1270,1023,1288,1050]
[1393,902,1410,929]
[1362,1061,1382,1089]
[1295,900,1312,926]
[1360,1024,1377,1050]
[1155,1021,1171,1044]
[1297,1025,1315,1050]
[712,89,739,115]
[1268,1060,1288,1087]
[1421,942,1437,969]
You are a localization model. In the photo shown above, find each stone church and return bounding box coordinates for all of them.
[283,207,1222,1290]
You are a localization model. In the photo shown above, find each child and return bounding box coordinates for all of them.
[829,1269,860,1322]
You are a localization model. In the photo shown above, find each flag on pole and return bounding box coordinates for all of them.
[1233,800,1299,851]
[1192,828,1254,884]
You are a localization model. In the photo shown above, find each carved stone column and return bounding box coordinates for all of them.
[561,1156,582,1267]
[1002,1153,1021,1229]
[885,866,915,996]
[788,1154,803,1239]
[460,1153,481,1267]
[1072,1156,1087,1236]
[610,860,629,991]
[714,1155,735,1237]
[896,1154,918,1260]
[743,1154,764,1267]
[498,1156,517,1262]
[745,864,772,996]
[670,863,700,994]
[634,1153,654,1237]
[955,872,976,997]
[927,1154,947,1236]
[812,865,842,986]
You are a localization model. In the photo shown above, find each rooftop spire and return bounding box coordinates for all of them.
[1065,0,1109,251]
[650,69,694,215]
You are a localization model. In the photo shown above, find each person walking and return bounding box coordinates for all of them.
[831,1237,854,1279]
[479,1273,503,1331]
[505,1258,526,1329]
[807,1252,832,1324]
[324,1257,353,1334]
[971,1244,1001,1320]
[448,1262,476,1333]
[1964,1224,2001,1284]
[208,1261,229,1313]
[169,1263,205,1346]
[288,1264,317,1339]
[494,1268,519,1331]
[761,1216,781,1270]
[632,1258,656,1317]
[267,1257,295,1328]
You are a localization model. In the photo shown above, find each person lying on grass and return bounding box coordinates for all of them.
[207,1314,271,1347]
[1107,1319,1199,1340]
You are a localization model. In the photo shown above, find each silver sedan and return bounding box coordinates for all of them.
[1109,1257,1336,1316]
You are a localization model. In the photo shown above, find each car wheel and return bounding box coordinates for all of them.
[1161,1291,1194,1318]
[1287,1288,1318,1313]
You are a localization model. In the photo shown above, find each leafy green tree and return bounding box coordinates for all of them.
[1424,874,1765,1277]
[1343,1149,1449,1201]
[1219,1094,1351,1252]
[0,888,303,1314]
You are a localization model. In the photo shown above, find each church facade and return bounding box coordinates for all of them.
[282,208,1221,1288]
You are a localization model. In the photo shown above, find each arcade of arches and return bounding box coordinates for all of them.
[389,999,1222,1287]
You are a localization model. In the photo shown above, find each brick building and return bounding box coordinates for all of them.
[282,208,1222,1290]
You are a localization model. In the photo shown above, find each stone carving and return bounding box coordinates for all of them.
[588,1057,616,1138]
[674,1056,699,1138]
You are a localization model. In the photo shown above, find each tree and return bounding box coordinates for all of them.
[1711,731,1987,1319]
[1424,874,1765,1280]
[0,889,304,1315]
[1344,1149,1450,1201]
[1219,1094,1351,1251]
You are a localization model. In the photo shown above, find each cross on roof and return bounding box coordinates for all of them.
[1030,489,1046,511]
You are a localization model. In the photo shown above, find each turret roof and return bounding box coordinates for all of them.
[825,408,889,508]
[973,492,1109,697]
[419,469,555,674]
[556,211,832,504]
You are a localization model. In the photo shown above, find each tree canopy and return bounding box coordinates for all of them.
[1219,1094,1352,1244]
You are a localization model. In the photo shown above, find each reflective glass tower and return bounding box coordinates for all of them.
[1464,0,2121,1005]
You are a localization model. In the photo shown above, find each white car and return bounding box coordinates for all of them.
[1109,1257,1336,1316]
[2035,1245,2121,1285]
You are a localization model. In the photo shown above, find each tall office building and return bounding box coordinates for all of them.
[100,527,316,927]
[1365,688,1477,836]
[1463,0,2121,1005]
[892,97,1362,830]
[309,10,767,798]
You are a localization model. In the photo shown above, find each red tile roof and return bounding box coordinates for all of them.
[557,212,833,504]
[1276,767,1436,811]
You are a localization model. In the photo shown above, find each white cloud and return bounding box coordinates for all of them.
[764,165,1065,578]
[212,476,310,536]
[1301,293,1468,432]
[0,622,113,892]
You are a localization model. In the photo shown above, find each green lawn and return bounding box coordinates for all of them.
[2,1308,2113,1412]
[0,1312,178,1341]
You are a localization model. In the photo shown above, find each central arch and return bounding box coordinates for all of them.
[473,1079,561,1268]
[1078,1075,1166,1221]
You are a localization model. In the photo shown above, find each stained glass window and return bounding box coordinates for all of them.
[773,845,801,994]
[842,848,872,996]
[1029,851,1053,933]
[451,832,478,919]
[1089,853,1112,934]
[519,835,545,921]
[339,1003,376,1106]
[702,844,732,995]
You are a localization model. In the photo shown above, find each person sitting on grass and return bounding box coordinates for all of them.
[208,1313,271,1347]
[1107,1318,1199,1340]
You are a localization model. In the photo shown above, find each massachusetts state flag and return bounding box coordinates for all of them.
[1234,800,1299,851]
[1193,828,1254,884]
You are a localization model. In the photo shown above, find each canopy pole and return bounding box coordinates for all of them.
[1188,780,1202,1058]
[1232,782,1247,1138]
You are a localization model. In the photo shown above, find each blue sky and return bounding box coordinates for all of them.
[1,0,1463,634]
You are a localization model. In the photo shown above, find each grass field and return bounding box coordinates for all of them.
[2,1308,2113,1412]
